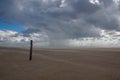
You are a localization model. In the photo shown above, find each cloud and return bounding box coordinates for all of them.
[0,30,49,46]
[0,0,120,47]
[86,3,120,31]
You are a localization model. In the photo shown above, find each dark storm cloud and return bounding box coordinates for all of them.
[65,0,100,14]
[0,0,13,17]
[99,0,113,7]
[86,4,120,31]
[0,0,120,42]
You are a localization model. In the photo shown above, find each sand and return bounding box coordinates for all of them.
[0,46,120,80]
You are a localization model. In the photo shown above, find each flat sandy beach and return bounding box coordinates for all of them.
[0,46,120,80]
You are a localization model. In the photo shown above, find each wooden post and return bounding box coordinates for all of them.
[29,40,33,61]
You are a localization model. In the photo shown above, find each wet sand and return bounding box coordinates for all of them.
[0,46,120,80]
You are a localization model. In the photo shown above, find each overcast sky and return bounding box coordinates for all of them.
[0,0,120,47]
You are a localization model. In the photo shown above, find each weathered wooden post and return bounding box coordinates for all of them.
[29,40,33,61]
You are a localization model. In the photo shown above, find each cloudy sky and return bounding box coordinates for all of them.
[0,0,120,47]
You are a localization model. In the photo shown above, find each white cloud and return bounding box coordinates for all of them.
[113,0,120,6]
[0,29,120,47]
[67,37,119,47]
[60,0,67,8]
[66,30,120,47]
[0,30,17,37]
[89,0,100,5]
[0,30,49,46]
[0,30,27,42]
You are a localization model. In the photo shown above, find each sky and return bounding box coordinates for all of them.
[0,18,24,32]
[0,0,120,47]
